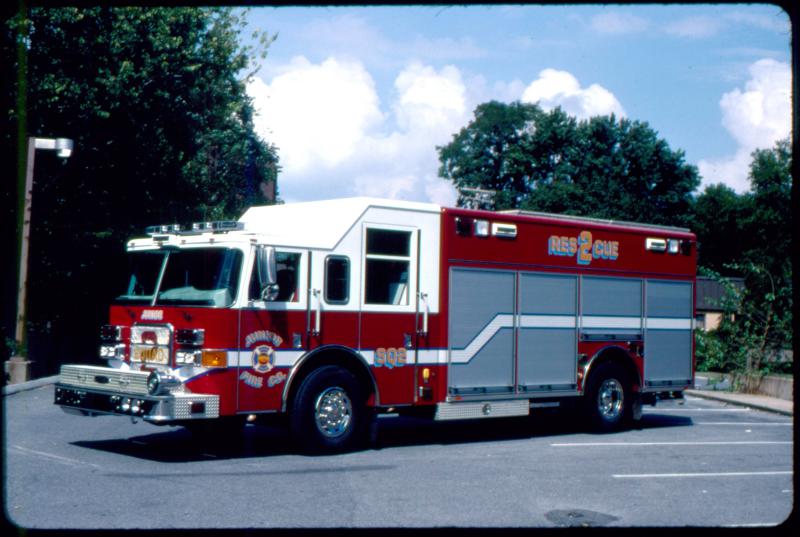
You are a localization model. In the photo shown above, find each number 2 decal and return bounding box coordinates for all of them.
[374,347,407,368]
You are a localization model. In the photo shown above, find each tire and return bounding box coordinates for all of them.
[290,365,367,454]
[584,362,632,432]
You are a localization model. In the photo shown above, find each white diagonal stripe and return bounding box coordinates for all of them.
[450,314,514,363]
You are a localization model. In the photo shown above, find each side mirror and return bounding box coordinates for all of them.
[256,246,278,300]
[261,283,280,302]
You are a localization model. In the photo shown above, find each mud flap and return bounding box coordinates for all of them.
[632,394,643,421]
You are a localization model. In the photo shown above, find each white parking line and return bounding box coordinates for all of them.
[722,523,784,528]
[552,441,792,447]
[643,408,751,412]
[12,445,101,469]
[693,422,792,426]
[613,471,792,479]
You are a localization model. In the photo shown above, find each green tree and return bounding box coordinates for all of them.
[4,7,279,374]
[740,138,791,277]
[694,139,792,376]
[437,101,699,227]
[692,183,748,272]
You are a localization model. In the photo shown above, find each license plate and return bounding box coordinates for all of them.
[132,346,169,364]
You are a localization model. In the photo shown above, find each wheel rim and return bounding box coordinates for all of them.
[597,378,624,420]
[314,386,353,438]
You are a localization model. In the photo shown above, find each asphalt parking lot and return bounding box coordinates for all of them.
[3,384,794,529]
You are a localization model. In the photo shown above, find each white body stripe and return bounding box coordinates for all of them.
[224,316,692,370]
[645,318,693,330]
[519,315,577,328]
[582,316,642,329]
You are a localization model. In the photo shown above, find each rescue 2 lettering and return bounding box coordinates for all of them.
[548,230,619,265]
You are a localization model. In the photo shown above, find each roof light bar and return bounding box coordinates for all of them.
[146,224,182,235]
[190,221,244,232]
[143,221,244,236]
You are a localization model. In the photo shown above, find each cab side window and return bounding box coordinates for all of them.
[325,256,350,304]
[364,229,411,305]
[249,251,301,302]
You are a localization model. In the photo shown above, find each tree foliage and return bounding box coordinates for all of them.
[693,139,792,375]
[437,100,700,227]
[3,7,279,372]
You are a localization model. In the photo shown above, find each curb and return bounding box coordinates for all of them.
[685,389,794,417]
[2,375,59,396]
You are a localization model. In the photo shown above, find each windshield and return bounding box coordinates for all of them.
[115,248,243,307]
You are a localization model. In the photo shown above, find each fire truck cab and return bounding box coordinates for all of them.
[55,197,696,452]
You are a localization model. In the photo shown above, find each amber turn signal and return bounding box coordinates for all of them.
[201,350,227,368]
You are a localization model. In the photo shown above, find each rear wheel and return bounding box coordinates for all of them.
[584,363,632,432]
[290,365,367,453]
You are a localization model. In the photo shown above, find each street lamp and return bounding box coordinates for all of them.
[7,137,74,384]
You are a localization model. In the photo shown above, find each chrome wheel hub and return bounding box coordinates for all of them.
[314,387,352,438]
[597,378,624,420]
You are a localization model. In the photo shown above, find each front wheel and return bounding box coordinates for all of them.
[584,363,632,432]
[290,365,367,453]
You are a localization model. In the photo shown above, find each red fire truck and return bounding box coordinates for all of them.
[54,197,696,452]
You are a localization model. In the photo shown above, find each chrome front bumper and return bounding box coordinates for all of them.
[54,364,219,422]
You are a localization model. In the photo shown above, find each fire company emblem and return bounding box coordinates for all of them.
[251,345,275,373]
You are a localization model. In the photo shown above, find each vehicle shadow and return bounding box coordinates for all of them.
[71,408,693,462]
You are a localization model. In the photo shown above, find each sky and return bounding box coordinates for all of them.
[243,4,792,206]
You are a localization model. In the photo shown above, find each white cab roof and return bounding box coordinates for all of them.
[239,197,441,250]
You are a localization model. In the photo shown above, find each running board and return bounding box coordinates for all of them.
[434,400,530,421]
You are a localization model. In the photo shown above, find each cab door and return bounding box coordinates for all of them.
[237,247,308,413]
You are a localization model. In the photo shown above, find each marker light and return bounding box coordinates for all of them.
[175,351,202,365]
[100,324,122,342]
[99,344,125,360]
[201,350,227,368]
[667,239,680,255]
[474,220,490,237]
[491,222,517,238]
[645,238,667,252]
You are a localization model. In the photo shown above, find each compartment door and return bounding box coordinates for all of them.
[644,280,694,388]
[517,273,578,393]
[448,268,515,396]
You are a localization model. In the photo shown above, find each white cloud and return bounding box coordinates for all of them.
[520,68,626,119]
[393,62,467,133]
[247,56,383,176]
[698,59,791,192]
[590,12,650,34]
[248,58,463,205]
